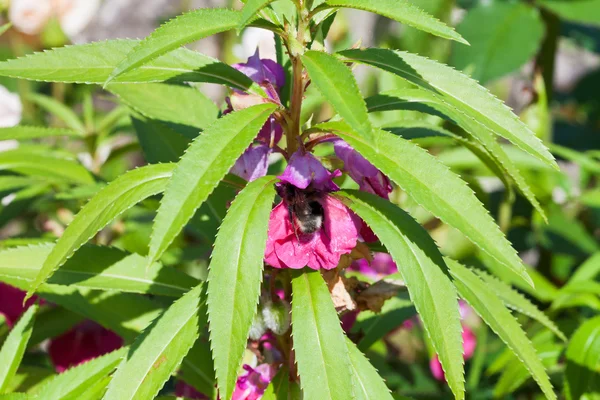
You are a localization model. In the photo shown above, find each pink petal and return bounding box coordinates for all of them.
[430,355,446,382]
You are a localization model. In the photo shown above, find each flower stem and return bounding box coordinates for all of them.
[286,7,309,155]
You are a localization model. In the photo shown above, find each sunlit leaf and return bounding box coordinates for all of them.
[564,316,600,400]
[36,348,126,400]
[0,149,94,185]
[208,176,276,399]
[28,164,175,299]
[0,306,37,393]
[446,258,556,400]
[291,270,354,400]
[104,284,205,399]
[0,40,260,93]
[346,338,393,400]
[109,83,218,130]
[106,9,240,85]
[0,244,198,297]
[319,121,532,287]
[302,51,372,140]
[321,0,467,44]
[148,103,277,265]
[339,48,557,169]
[0,126,82,140]
[337,190,464,399]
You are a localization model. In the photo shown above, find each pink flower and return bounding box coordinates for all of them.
[334,140,392,199]
[48,321,123,372]
[430,326,477,382]
[175,381,208,400]
[231,144,271,182]
[278,151,340,192]
[349,252,398,280]
[0,282,38,328]
[264,196,358,270]
[232,364,276,400]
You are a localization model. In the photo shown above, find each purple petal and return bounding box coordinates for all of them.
[231,144,271,182]
[257,115,283,145]
[334,140,392,199]
[278,151,339,191]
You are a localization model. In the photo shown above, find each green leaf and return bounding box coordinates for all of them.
[291,270,354,400]
[0,177,40,193]
[494,332,562,397]
[207,176,276,399]
[320,122,532,287]
[475,270,565,341]
[148,103,277,265]
[179,338,215,398]
[451,3,544,83]
[27,163,175,299]
[550,143,600,174]
[538,0,600,26]
[346,338,393,400]
[239,0,275,30]
[302,51,372,141]
[109,83,218,130]
[367,88,547,221]
[0,306,37,393]
[569,253,600,284]
[262,366,289,400]
[564,316,600,400]
[29,306,83,346]
[366,88,546,220]
[445,258,556,400]
[0,40,260,93]
[27,93,85,133]
[0,126,82,140]
[339,48,558,169]
[131,117,191,164]
[0,244,198,297]
[104,284,206,400]
[0,23,11,37]
[36,347,126,400]
[321,0,467,44]
[106,9,240,85]
[352,296,415,351]
[0,148,94,185]
[336,190,464,400]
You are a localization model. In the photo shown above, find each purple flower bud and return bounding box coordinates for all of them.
[233,49,286,91]
[334,140,392,199]
[278,150,340,191]
[231,144,271,182]
[228,48,285,145]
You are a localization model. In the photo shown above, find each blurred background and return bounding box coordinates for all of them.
[0,0,599,398]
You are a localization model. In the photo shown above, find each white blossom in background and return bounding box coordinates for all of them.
[234,27,277,61]
[0,85,22,128]
[0,85,21,155]
[9,0,100,38]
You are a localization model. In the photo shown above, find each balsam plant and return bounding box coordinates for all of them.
[0,0,598,399]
